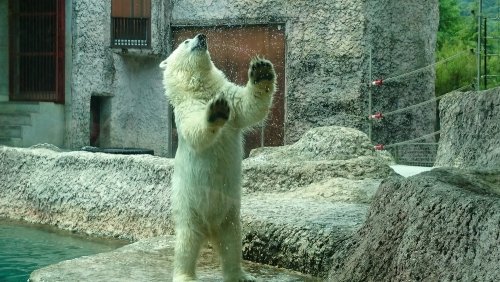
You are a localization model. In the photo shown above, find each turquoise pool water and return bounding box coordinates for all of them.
[0,219,127,282]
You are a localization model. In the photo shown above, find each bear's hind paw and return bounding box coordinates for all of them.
[237,272,257,282]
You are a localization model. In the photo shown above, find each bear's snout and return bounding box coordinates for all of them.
[192,33,207,51]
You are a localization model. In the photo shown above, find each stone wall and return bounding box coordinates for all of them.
[364,0,439,145]
[66,0,172,156]
[0,146,174,240]
[435,87,500,168]
[171,0,438,144]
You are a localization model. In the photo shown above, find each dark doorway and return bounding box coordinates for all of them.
[171,25,286,157]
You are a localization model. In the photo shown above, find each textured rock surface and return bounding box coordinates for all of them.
[436,87,500,168]
[238,126,392,277]
[30,236,319,282]
[364,0,439,146]
[171,0,438,144]
[1,126,393,278]
[244,126,393,193]
[0,146,174,240]
[328,168,500,281]
[242,180,380,278]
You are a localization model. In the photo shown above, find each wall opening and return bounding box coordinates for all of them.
[90,96,111,147]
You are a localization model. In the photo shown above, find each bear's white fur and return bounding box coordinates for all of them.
[160,34,276,282]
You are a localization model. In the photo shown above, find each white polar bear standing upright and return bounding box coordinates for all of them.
[160,33,276,282]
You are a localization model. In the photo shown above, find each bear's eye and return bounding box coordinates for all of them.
[184,40,189,44]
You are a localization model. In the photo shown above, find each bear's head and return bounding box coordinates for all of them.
[159,33,213,72]
[160,33,224,105]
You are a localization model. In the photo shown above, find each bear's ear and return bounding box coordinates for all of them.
[159,59,168,69]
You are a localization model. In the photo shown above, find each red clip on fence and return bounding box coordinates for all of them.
[374,144,385,151]
[372,79,383,86]
[369,112,384,120]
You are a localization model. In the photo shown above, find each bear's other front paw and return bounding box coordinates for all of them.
[207,98,230,126]
[249,58,275,84]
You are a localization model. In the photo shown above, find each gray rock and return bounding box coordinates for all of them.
[328,168,500,281]
[249,126,377,161]
[243,126,393,193]
[436,87,500,169]
[29,235,319,282]
[241,179,382,277]
[1,126,392,279]
[0,146,175,240]
[363,0,438,147]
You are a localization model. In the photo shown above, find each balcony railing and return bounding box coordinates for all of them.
[111,17,150,48]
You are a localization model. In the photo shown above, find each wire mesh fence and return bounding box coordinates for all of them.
[387,142,438,167]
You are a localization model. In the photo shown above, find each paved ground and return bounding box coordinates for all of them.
[390,165,435,177]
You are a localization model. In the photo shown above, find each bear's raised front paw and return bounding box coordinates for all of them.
[249,58,275,84]
[207,98,230,126]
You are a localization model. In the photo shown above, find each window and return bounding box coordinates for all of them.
[111,0,151,48]
[9,0,65,103]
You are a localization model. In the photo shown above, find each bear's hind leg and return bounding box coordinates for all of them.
[212,212,256,282]
[173,227,205,282]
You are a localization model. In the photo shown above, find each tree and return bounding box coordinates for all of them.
[436,0,477,96]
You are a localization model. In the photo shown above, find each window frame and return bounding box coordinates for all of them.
[8,0,65,103]
[110,0,152,49]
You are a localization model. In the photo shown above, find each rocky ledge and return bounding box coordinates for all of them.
[1,126,393,279]
[29,236,320,282]
[329,168,500,281]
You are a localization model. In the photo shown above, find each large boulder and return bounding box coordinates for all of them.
[239,126,393,277]
[241,178,382,277]
[328,168,500,281]
[0,146,175,240]
[436,87,500,168]
[243,126,393,193]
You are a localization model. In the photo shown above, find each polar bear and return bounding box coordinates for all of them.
[159,33,276,281]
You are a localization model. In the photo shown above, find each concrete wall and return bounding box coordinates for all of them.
[0,0,8,102]
[1,0,438,155]
[22,103,65,147]
[66,0,172,156]
[171,0,438,145]
[364,0,439,145]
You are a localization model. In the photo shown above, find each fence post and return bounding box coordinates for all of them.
[477,0,482,91]
[368,47,373,142]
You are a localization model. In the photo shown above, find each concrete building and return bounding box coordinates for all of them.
[0,0,438,157]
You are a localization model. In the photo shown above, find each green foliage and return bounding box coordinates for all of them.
[435,42,476,96]
[438,0,465,49]
[436,0,477,96]
[437,0,500,95]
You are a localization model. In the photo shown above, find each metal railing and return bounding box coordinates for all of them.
[111,17,150,48]
[388,143,439,167]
